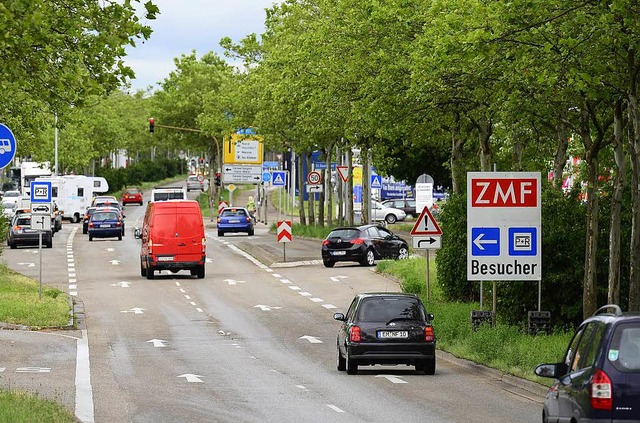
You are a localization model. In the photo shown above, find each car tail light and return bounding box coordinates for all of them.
[13,225,22,231]
[217,218,221,223]
[350,326,361,342]
[424,326,435,342]
[350,238,365,245]
[88,223,94,228]
[116,221,122,227]
[322,239,330,246]
[591,369,613,410]
[246,217,251,223]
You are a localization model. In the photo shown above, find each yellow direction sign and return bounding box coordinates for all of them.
[223,133,264,165]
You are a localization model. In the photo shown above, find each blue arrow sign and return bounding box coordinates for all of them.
[272,171,287,187]
[471,227,500,256]
[371,174,382,189]
[262,172,271,182]
[0,123,17,169]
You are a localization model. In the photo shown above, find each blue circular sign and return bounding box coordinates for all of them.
[262,172,271,182]
[0,124,17,169]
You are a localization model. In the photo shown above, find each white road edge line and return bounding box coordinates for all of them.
[75,331,94,422]
[327,404,345,413]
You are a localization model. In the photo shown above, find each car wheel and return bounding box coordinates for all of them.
[360,249,375,266]
[248,229,254,236]
[72,214,80,223]
[89,235,93,241]
[141,264,147,277]
[385,213,397,224]
[323,260,335,268]
[46,239,52,248]
[337,345,346,371]
[218,231,224,237]
[118,234,122,241]
[146,267,155,280]
[197,265,205,279]
[10,242,16,249]
[398,246,409,260]
[423,357,436,375]
[346,348,358,375]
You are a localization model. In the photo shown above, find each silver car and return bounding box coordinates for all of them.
[371,201,406,224]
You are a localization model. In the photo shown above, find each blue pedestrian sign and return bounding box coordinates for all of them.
[370,174,382,189]
[471,227,500,256]
[0,123,17,169]
[262,172,272,183]
[272,171,287,187]
[30,181,52,203]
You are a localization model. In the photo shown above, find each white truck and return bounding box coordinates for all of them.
[35,175,109,223]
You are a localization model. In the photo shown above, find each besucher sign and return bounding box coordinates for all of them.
[467,172,541,281]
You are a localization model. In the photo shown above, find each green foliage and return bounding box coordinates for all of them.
[0,389,75,423]
[96,158,183,193]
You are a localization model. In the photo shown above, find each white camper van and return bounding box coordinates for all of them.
[35,175,109,223]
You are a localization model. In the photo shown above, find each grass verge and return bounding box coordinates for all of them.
[0,390,75,423]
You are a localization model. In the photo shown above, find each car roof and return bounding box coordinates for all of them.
[356,292,420,300]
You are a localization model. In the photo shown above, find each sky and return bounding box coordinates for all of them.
[123,0,278,92]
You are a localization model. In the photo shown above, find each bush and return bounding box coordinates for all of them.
[95,158,184,193]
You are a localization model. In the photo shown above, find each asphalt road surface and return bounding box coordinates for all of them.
[1,189,544,422]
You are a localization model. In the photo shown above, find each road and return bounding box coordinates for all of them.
[0,189,544,422]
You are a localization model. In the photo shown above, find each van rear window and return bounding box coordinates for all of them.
[609,323,640,372]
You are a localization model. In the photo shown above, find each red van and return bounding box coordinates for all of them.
[135,200,206,279]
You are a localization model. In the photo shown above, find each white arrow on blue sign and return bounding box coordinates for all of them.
[0,124,17,170]
[272,171,287,186]
[371,175,382,189]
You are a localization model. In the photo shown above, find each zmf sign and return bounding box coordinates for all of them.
[467,172,541,281]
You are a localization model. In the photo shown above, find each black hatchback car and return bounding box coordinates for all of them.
[535,304,640,423]
[334,293,436,375]
[321,224,409,268]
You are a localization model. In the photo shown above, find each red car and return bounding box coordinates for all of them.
[122,187,143,206]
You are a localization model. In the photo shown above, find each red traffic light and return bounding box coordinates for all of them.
[149,118,155,133]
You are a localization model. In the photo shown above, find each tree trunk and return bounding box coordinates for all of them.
[297,151,306,226]
[306,153,315,225]
[478,120,493,172]
[608,101,625,305]
[347,148,354,225]
[581,107,599,320]
[451,111,466,195]
[326,144,333,226]
[362,144,370,225]
[629,92,640,311]
[552,120,570,189]
[337,146,344,225]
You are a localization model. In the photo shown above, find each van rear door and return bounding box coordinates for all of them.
[149,203,204,262]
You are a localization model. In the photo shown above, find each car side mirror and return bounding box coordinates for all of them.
[333,313,346,322]
[428,313,434,321]
[134,228,141,239]
[534,363,559,378]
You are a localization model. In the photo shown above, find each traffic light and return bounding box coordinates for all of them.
[149,118,155,133]
[214,172,221,186]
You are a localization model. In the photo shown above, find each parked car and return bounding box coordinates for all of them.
[2,200,17,219]
[333,293,436,375]
[91,195,118,207]
[121,187,143,206]
[186,175,208,192]
[217,207,254,236]
[371,200,406,224]
[382,198,417,218]
[135,200,206,279]
[87,208,123,241]
[535,304,640,423]
[3,190,21,205]
[321,224,409,267]
[7,213,53,248]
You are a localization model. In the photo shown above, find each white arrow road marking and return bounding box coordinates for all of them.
[330,276,348,282]
[299,336,323,344]
[376,374,408,384]
[111,281,130,288]
[0,368,5,373]
[17,262,35,266]
[105,248,115,252]
[254,305,282,311]
[177,374,203,383]
[147,339,167,348]
[16,367,51,373]
[206,258,213,263]
[223,279,246,285]
[473,233,498,250]
[110,260,120,265]
[121,308,145,314]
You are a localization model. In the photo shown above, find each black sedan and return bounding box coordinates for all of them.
[334,293,436,375]
[321,224,409,267]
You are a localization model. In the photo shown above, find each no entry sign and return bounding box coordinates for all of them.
[467,172,541,281]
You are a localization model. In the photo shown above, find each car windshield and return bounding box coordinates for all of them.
[357,297,425,323]
[92,212,118,221]
[4,191,20,197]
[327,229,360,240]
[2,201,15,209]
[221,209,247,217]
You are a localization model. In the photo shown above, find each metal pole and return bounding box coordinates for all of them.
[283,243,286,263]
[38,230,43,300]
[493,281,497,322]
[538,280,542,311]
[426,250,430,301]
[54,114,59,176]
[480,281,483,309]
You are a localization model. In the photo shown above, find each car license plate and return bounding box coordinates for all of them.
[332,251,346,256]
[229,219,240,223]
[157,256,174,262]
[100,224,111,228]
[378,331,408,339]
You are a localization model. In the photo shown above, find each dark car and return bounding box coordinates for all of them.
[382,198,417,218]
[122,187,143,206]
[217,207,254,236]
[333,293,436,375]
[321,224,409,268]
[7,213,53,248]
[535,304,640,423]
[87,209,123,241]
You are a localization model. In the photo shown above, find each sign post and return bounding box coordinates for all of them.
[410,207,443,301]
[277,220,292,262]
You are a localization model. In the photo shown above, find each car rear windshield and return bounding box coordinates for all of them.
[357,297,425,322]
[327,229,360,240]
[125,189,139,194]
[92,212,118,221]
[154,192,184,201]
[609,323,640,372]
[16,217,31,226]
[221,209,247,217]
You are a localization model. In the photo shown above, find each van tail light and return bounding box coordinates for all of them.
[591,369,613,410]
[201,237,206,252]
[350,326,361,342]
[424,326,435,342]
[148,239,153,254]
[350,238,365,245]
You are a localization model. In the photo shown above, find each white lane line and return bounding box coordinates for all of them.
[322,304,337,310]
[175,282,181,287]
[16,367,51,373]
[70,292,77,296]
[288,286,301,291]
[298,292,312,297]
[69,279,76,283]
[310,298,324,303]
[179,288,186,293]
[69,285,77,290]
[190,302,196,306]
[280,279,292,284]
[184,295,191,300]
[196,308,203,313]
[75,329,95,423]
[327,404,345,413]
[272,274,281,278]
